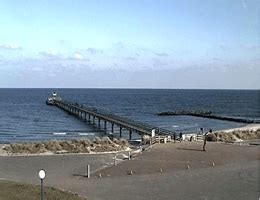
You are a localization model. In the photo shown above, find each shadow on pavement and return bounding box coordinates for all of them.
[177,147,204,152]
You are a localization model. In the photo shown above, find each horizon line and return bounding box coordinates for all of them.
[0,87,259,91]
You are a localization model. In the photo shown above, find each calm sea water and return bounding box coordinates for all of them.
[0,89,259,143]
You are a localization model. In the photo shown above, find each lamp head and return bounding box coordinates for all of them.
[39,169,46,179]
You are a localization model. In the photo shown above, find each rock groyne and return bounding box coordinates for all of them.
[158,111,256,123]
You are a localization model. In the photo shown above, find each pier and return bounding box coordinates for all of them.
[52,99,172,140]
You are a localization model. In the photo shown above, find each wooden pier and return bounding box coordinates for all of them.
[53,99,172,140]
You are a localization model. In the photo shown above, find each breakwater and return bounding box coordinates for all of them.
[158,111,256,123]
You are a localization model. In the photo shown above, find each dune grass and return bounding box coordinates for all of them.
[2,136,129,154]
[0,180,86,200]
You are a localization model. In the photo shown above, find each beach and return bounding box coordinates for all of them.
[0,124,259,200]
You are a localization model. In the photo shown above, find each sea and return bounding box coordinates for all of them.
[0,89,259,143]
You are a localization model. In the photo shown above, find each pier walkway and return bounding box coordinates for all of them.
[53,99,172,140]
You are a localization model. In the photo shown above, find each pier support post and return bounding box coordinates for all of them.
[119,126,122,137]
[111,123,114,133]
[93,116,95,124]
[98,118,100,127]
[88,114,90,122]
[129,129,132,140]
[104,121,107,132]
[84,112,87,121]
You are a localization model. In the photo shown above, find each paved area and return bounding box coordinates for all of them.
[0,142,259,200]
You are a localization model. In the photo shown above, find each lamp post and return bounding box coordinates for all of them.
[38,169,46,200]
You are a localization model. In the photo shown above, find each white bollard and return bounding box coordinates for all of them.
[87,164,90,178]
[114,155,117,166]
[128,151,131,160]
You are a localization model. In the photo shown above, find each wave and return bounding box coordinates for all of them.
[78,132,95,136]
[53,132,67,135]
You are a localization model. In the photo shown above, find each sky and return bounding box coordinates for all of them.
[0,0,259,89]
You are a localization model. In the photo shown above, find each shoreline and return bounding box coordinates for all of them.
[0,123,259,156]
[208,123,260,142]
[214,123,260,132]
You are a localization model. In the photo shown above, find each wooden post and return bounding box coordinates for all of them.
[104,121,107,132]
[98,118,101,127]
[119,126,122,137]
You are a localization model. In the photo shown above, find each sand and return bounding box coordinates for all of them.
[209,123,260,142]
[216,123,260,133]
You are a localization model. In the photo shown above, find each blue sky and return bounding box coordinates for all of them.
[0,0,259,89]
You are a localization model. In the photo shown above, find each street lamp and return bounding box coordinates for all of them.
[38,169,46,200]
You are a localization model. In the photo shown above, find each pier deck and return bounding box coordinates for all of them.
[53,99,172,140]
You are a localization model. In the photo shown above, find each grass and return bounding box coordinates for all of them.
[0,180,86,200]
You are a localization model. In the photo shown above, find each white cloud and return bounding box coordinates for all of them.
[73,52,83,60]
[86,48,103,54]
[39,49,58,57]
[154,52,169,57]
[0,43,22,50]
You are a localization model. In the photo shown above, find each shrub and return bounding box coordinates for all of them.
[207,133,217,141]
[94,137,101,144]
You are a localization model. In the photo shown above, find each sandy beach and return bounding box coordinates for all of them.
[0,124,259,200]
[216,123,260,133]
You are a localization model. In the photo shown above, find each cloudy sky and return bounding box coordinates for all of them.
[0,0,259,89]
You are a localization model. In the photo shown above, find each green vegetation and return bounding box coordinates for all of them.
[0,180,86,200]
